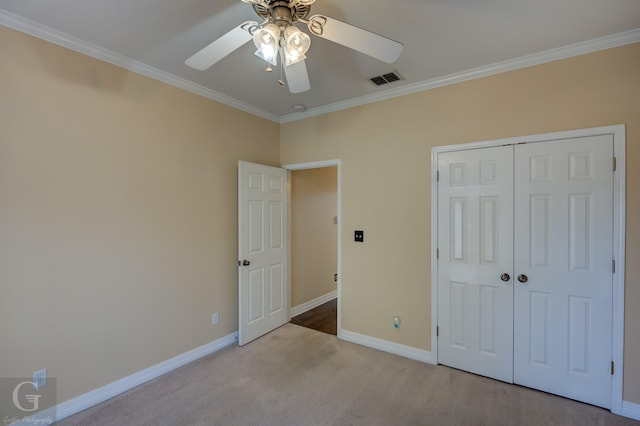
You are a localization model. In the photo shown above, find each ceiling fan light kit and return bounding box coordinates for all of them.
[253,23,281,65]
[185,0,404,93]
[283,26,311,65]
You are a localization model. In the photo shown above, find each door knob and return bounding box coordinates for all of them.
[242,259,250,266]
[500,273,511,282]
[517,274,528,283]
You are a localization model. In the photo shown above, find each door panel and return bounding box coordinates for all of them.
[513,136,613,408]
[239,161,288,346]
[437,146,514,382]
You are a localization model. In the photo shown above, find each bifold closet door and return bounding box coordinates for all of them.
[437,146,514,383]
[513,136,614,408]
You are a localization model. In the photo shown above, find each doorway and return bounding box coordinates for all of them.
[431,125,626,413]
[284,160,341,336]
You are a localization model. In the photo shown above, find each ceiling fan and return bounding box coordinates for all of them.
[185,0,404,94]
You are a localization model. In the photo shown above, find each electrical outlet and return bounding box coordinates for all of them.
[212,312,219,325]
[33,369,46,389]
[393,316,402,329]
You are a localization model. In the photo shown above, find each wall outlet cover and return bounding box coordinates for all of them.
[33,368,47,389]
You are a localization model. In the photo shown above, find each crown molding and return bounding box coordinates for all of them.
[280,27,640,123]
[0,9,280,123]
[2,8,637,125]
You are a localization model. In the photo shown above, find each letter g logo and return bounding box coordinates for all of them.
[12,381,41,412]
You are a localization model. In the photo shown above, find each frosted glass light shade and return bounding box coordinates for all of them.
[284,26,310,66]
[253,23,280,66]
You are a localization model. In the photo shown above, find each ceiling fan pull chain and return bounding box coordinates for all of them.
[278,59,285,86]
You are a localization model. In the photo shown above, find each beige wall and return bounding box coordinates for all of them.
[0,26,279,402]
[290,167,338,307]
[280,43,640,403]
[2,21,638,408]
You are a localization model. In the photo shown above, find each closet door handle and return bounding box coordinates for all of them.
[500,273,511,282]
[517,274,528,283]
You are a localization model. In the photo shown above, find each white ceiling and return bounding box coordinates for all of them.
[1,0,639,122]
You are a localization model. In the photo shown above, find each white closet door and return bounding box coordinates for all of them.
[513,136,614,408]
[437,146,514,382]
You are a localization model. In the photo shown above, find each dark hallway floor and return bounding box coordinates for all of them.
[290,298,337,335]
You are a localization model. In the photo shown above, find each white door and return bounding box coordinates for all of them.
[238,161,288,346]
[437,146,514,382]
[513,136,613,408]
[437,135,614,408]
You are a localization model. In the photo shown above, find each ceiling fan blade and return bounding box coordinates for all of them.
[185,21,257,71]
[307,15,403,63]
[283,59,311,94]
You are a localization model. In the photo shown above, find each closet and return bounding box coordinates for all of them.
[436,134,614,408]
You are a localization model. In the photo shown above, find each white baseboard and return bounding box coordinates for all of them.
[622,400,640,420]
[14,332,238,425]
[339,329,433,364]
[290,290,337,317]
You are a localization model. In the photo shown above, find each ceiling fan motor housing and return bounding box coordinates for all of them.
[253,0,313,25]
[272,2,294,27]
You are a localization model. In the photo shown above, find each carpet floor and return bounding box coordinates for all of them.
[58,324,637,426]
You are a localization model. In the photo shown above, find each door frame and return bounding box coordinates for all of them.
[283,159,342,336]
[430,125,626,414]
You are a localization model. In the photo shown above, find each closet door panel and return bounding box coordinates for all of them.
[437,146,514,382]
[513,136,614,409]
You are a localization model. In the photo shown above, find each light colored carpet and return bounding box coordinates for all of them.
[58,324,637,425]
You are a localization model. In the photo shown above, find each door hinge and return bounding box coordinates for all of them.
[613,157,617,172]
[436,326,439,337]
[436,248,439,259]
[612,259,616,274]
[611,361,615,375]
[436,170,440,182]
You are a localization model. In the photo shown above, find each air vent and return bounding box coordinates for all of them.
[369,71,404,86]
[382,72,400,83]
[370,76,387,86]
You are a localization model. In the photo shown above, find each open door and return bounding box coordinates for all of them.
[238,161,289,346]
